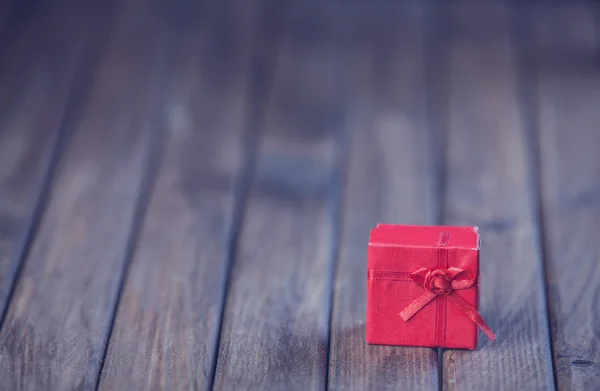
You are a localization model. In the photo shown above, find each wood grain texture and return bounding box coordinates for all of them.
[533,4,600,389]
[0,0,90,326]
[441,3,554,390]
[0,0,168,389]
[213,4,341,390]
[97,1,258,390]
[328,4,439,390]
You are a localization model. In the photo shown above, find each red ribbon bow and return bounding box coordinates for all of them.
[399,267,496,342]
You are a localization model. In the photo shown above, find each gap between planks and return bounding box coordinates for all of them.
[511,2,558,390]
[0,0,123,331]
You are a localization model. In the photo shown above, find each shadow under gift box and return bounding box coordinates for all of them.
[366,224,483,350]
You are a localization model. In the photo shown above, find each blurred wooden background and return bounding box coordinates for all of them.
[0,0,598,389]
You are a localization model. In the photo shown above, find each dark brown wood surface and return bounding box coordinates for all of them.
[213,4,342,390]
[0,0,83,319]
[532,4,600,389]
[0,0,166,388]
[0,0,599,389]
[441,3,555,390]
[98,1,258,389]
[328,4,439,390]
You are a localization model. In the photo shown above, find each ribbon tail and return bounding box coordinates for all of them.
[399,291,437,321]
[448,294,497,341]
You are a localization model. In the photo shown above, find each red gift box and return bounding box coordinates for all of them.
[366,224,495,350]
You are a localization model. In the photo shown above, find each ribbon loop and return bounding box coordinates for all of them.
[400,267,496,342]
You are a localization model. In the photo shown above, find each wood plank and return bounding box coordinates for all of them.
[0,0,170,389]
[441,2,554,390]
[328,4,439,390]
[532,4,600,389]
[0,0,92,325]
[213,4,342,390]
[97,1,259,390]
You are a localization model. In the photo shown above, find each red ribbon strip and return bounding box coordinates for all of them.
[398,267,496,341]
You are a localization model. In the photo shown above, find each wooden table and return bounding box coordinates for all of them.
[0,0,598,389]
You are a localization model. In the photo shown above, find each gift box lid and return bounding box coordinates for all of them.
[369,224,480,249]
